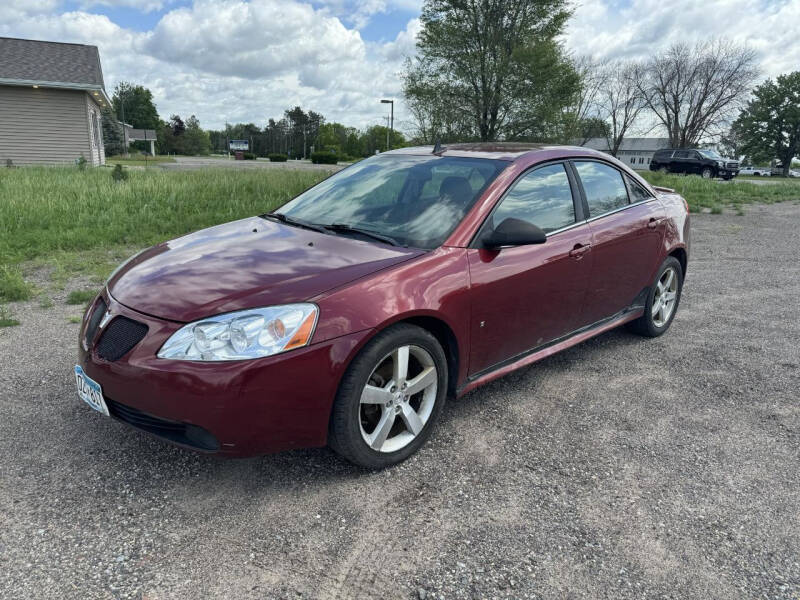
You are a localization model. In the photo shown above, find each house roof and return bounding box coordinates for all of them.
[580,137,672,152]
[0,37,110,103]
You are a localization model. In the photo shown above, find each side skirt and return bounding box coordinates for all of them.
[457,306,644,397]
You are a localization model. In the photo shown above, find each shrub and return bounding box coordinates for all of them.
[268,153,288,162]
[76,155,88,171]
[0,266,33,301]
[242,152,256,160]
[311,151,338,165]
[111,163,129,183]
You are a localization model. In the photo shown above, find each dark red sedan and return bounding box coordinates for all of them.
[76,144,689,468]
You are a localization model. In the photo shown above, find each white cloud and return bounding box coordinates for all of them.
[564,0,800,79]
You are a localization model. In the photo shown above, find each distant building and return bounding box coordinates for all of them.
[579,137,672,170]
[0,37,112,166]
[122,123,157,156]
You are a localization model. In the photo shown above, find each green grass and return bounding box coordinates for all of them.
[106,155,177,167]
[639,171,800,212]
[66,289,97,305]
[67,316,82,324]
[0,166,327,283]
[0,266,34,301]
[0,305,19,327]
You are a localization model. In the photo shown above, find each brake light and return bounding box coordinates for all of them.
[681,196,690,213]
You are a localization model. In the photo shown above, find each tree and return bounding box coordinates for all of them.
[563,56,608,144]
[599,61,646,157]
[112,82,159,130]
[360,126,406,155]
[735,72,800,175]
[100,107,126,156]
[403,0,580,142]
[182,115,211,156]
[638,39,759,147]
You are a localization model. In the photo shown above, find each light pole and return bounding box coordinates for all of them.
[380,99,393,150]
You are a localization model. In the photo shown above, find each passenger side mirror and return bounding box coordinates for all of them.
[482,218,547,249]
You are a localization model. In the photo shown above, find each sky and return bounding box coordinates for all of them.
[1,0,799,133]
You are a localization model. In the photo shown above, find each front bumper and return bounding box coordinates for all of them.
[77,291,370,456]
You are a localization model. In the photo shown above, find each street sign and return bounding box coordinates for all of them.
[229,140,249,151]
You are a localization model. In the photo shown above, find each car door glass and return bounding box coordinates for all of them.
[574,161,629,217]
[673,151,689,159]
[491,163,575,233]
[626,176,652,203]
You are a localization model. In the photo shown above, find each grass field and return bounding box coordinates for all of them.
[0,165,328,320]
[105,155,177,167]
[639,171,800,213]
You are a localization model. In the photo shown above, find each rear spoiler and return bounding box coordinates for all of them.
[653,185,675,194]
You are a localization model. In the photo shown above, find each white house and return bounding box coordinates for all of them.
[579,138,672,170]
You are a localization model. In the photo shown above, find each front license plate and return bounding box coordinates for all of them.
[74,365,109,416]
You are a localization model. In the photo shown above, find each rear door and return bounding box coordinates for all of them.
[670,150,691,174]
[467,162,592,376]
[571,160,666,327]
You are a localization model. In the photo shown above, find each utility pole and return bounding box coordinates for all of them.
[380,99,394,150]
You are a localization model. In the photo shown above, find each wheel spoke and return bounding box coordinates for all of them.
[368,410,395,450]
[361,384,392,405]
[400,403,424,436]
[405,366,436,396]
[651,297,662,317]
[393,346,409,383]
[658,303,666,324]
[663,269,674,290]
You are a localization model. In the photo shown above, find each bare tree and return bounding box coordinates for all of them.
[598,60,645,156]
[639,39,759,147]
[567,55,609,144]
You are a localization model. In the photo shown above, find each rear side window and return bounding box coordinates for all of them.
[491,163,575,233]
[673,150,690,159]
[574,161,629,217]
[626,175,652,203]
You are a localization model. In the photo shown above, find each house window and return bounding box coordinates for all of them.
[630,157,636,164]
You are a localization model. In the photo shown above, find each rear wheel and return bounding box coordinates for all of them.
[628,257,683,338]
[328,324,447,469]
[658,166,669,174]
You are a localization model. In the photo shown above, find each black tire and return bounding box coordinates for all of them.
[627,256,683,338]
[701,167,714,179]
[328,323,448,469]
[658,166,669,174]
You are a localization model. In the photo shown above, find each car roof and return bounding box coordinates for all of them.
[382,142,612,162]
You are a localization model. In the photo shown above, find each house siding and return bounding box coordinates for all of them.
[0,86,94,166]
[85,92,105,166]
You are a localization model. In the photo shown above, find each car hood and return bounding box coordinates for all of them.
[108,217,424,322]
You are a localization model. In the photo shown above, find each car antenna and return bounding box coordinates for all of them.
[432,139,446,155]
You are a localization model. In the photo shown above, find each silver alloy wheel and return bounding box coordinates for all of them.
[652,266,678,327]
[702,168,713,179]
[359,344,438,453]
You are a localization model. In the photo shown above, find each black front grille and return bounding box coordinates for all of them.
[96,316,148,361]
[106,398,219,451]
[84,297,107,347]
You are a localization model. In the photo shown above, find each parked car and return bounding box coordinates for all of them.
[650,148,739,179]
[76,144,690,468]
[738,166,771,177]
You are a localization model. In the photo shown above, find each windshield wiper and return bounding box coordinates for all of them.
[323,223,400,246]
[262,212,327,234]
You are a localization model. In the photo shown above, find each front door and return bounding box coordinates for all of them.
[467,162,592,377]
[572,161,666,326]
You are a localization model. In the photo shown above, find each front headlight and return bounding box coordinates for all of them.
[157,304,318,361]
[716,160,725,167]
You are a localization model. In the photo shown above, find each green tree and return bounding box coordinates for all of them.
[736,72,800,176]
[112,82,159,130]
[360,126,406,155]
[100,107,126,156]
[403,0,579,142]
[182,115,211,156]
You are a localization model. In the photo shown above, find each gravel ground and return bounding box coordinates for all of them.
[1,203,798,599]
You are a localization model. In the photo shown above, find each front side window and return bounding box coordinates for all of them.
[574,161,629,217]
[277,155,508,249]
[673,150,690,159]
[490,163,576,233]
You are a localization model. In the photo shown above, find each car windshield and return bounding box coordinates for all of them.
[275,154,508,249]
[698,149,722,159]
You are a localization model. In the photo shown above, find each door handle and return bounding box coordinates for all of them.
[647,217,663,229]
[569,243,591,258]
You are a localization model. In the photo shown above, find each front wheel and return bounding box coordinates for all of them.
[701,167,714,179]
[628,257,683,338]
[328,323,447,469]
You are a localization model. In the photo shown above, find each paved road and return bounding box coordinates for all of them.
[1,203,798,599]
[159,155,347,172]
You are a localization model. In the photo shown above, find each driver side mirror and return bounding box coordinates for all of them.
[482,218,547,249]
